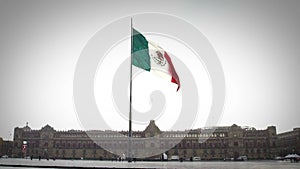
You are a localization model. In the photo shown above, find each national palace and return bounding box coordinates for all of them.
[9,120,300,160]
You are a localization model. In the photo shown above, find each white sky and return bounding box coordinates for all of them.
[94,35,212,131]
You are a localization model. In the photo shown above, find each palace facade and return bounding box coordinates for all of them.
[11,121,297,160]
[276,128,300,156]
[0,137,13,157]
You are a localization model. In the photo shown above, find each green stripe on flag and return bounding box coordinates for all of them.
[132,28,151,71]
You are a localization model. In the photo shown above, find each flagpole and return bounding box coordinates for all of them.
[128,17,133,163]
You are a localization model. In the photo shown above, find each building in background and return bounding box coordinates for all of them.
[0,137,13,157]
[12,121,289,160]
[276,128,300,156]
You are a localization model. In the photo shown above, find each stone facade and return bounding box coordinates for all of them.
[0,137,13,157]
[11,121,296,160]
[276,128,300,156]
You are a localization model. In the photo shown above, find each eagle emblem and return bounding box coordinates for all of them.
[152,51,166,66]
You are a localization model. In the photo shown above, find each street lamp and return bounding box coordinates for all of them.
[22,141,27,158]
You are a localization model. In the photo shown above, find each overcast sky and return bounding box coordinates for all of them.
[0,0,300,140]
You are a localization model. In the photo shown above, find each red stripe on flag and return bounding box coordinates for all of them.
[164,52,180,91]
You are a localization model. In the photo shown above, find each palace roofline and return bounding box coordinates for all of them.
[14,120,283,135]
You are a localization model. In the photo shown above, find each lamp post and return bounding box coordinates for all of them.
[22,141,27,158]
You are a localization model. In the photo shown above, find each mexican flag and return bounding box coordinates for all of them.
[132,28,180,91]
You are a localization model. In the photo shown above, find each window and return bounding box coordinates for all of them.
[234,142,238,146]
[160,143,164,148]
[257,149,261,154]
[211,150,215,157]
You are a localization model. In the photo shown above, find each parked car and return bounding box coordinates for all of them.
[170,155,179,161]
[193,156,201,161]
[237,156,247,161]
[1,155,9,158]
